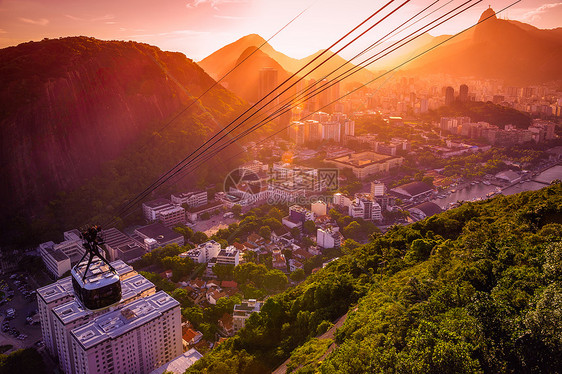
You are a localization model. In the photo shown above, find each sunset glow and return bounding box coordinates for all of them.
[0,0,561,60]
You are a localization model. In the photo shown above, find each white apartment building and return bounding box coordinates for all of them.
[322,122,341,142]
[184,240,221,264]
[171,191,208,209]
[70,291,182,374]
[332,193,352,208]
[38,230,86,278]
[216,246,239,267]
[349,195,383,221]
[311,201,327,217]
[343,119,355,136]
[52,274,156,374]
[142,198,186,227]
[317,227,344,249]
[37,260,136,358]
[157,205,186,227]
[233,299,262,333]
[370,181,386,197]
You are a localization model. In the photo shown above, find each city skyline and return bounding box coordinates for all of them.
[0,0,561,61]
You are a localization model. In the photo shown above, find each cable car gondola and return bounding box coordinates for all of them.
[71,226,122,310]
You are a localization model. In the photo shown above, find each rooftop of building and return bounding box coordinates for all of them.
[172,191,206,198]
[71,291,178,350]
[142,198,172,209]
[149,348,202,374]
[185,200,223,213]
[47,247,69,262]
[53,273,155,325]
[233,300,261,313]
[103,227,138,249]
[328,151,398,168]
[391,181,433,196]
[37,277,73,304]
[217,249,238,258]
[135,222,183,243]
[37,260,134,305]
[410,202,443,217]
[495,170,520,181]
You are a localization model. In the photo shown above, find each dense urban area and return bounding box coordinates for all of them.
[1,70,561,373]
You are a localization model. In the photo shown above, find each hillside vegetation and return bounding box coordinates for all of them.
[188,183,562,373]
[0,37,253,246]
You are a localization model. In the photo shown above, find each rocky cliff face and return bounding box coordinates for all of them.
[0,37,245,225]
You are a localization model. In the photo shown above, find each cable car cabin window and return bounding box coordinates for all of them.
[72,274,122,310]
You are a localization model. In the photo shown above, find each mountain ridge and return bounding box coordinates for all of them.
[202,9,562,86]
[0,36,247,245]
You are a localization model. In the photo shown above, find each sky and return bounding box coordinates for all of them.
[0,0,561,61]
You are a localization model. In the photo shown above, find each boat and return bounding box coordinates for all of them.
[483,181,491,186]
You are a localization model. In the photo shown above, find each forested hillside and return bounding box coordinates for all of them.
[188,183,562,373]
[0,37,249,246]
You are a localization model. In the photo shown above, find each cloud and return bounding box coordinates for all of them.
[186,0,248,10]
[213,14,247,20]
[92,14,115,22]
[520,2,562,22]
[128,29,209,38]
[19,17,49,26]
[65,14,115,22]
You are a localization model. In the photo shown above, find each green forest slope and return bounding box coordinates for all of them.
[188,183,562,373]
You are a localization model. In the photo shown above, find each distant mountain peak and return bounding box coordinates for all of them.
[479,6,497,23]
[239,34,267,45]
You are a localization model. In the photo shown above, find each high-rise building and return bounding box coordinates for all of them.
[459,84,468,102]
[288,121,306,145]
[70,291,182,374]
[38,257,183,374]
[322,122,341,142]
[304,120,323,142]
[445,86,455,105]
[52,274,156,374]
[258,67,278,103]
[343,120,355,136]
[37,260,136,358]
[420,98,429,113]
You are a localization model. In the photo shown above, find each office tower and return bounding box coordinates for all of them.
[304,120,323,142]
[258,67,278,103]
[459,84,468,102]
[445,86,455,105]
[343,120,355,136]
[288,121,306,145]
[322,122,341,142]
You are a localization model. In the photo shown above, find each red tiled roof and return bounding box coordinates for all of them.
[221,280,238,288]
[232,242,245,250]
[219,313,233,331]
[182,327,202,343]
